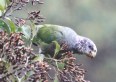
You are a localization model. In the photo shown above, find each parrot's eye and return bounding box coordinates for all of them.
[88,45,93,50]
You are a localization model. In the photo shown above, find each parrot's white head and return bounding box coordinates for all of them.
[74,37,97,58]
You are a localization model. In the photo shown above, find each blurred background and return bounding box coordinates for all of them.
[19,0,116,82]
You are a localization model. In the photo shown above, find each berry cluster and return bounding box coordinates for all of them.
[59,51,90,82]
[0,31,50,82]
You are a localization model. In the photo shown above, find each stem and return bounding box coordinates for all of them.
[0,0,14,19]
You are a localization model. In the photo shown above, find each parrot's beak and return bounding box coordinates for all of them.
[86,51,97,59]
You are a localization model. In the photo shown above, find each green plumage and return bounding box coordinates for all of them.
[37,24,63,43]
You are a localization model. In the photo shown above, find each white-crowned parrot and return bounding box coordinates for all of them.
[33,24,97,58]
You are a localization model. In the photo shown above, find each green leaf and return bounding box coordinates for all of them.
[17,27,22,32]
[0,4,4,11]
[33,54,44,62]
[52,41,60,57]
[5,62,10,70]
[32,25,40,38]
[57,62,65,70]
[21,25,31,39]
[0,0,6,11]
[7,18,16,32]
[0,19,11,33]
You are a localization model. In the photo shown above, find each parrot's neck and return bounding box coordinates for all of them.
[72,36,85,54]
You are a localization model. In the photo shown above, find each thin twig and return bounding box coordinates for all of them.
[0,1,14,19]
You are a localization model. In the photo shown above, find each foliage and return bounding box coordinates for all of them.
[0,0,90,82]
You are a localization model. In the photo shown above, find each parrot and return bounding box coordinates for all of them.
[33,24,97,58]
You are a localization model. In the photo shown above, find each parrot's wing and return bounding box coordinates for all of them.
[35,24,64,44]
